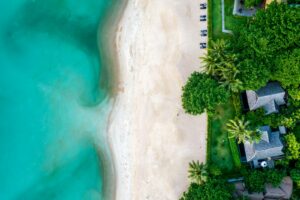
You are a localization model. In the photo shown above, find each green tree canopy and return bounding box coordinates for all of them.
[273,49,300,88]
[285,133,300,160]
[232,2,300,90]
[237,59,270,90]
[265,169,286,187]
[182,72,229,115]
[243,169,285,193]
[180,179,234,200]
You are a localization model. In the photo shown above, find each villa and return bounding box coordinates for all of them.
[242,126,285,168]
[242,82,286,115]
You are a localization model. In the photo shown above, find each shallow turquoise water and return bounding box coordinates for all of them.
[0,0,115,199]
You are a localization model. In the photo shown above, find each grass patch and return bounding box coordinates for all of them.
[209,0,228,40]
[209,0,247,40]
[228,137,242,168]
[208,101,236,172]
[224,0,248,31]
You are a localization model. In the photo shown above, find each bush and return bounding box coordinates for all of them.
[244,0,263,8]
[208,164,222,176]
[265,169,286,187]
[243,169,285,192]
[180,179,234,200]
[290,169,300,188]
[244,170,265,193]
[182,72,229,115]
[285,133,300,161]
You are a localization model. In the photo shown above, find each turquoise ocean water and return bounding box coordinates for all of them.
[0,0,117,199]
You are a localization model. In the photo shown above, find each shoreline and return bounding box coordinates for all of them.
[96,0,128,199]
[108,0,208,199]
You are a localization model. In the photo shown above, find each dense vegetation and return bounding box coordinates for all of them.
[180,161,234,200]
[243,169,286,192]
[180,179,233,200]
[181,2,300,199]
[244,0,262,8]
[181,72,229,115]
[234,2,300,90]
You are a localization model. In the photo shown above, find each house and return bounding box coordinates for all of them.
[243,126,285,168]
[245,82,286,115]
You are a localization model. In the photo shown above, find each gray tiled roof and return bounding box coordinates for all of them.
[246,82,286,114]
[244,126,284,162]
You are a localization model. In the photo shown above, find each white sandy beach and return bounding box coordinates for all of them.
[108,0,208,199]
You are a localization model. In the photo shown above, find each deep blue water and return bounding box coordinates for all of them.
[0,0,115,199]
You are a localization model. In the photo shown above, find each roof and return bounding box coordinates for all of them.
[244,126,284,162]
[246,82,286,114]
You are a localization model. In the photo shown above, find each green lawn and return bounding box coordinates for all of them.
[208,0,227,40]
[208,0,247,40]
[206,0,247,173]
[224,0,248,31]
[208,101,237,172]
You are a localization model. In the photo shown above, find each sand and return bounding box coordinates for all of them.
[108,0,208,199]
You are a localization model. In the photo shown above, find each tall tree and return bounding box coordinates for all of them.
[188,161,208,185]
[182,72,229,115]
[201,40,242,93]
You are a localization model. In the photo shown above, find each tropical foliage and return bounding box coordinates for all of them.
[181,72,229,115]
[285,134,300,161]
[180,179,234,200]
[233,2,300,90]
[201,40,242,93]
[291,168,300,188]
[188,161,208,184]
[273,49,300,88]
[243,170,265,193]
[243,169,285,193]
[226,117,261,144]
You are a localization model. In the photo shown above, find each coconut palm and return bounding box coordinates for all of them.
[227,117,261,144]
[218,63,243,93]
[188,161,208,184]
[201,40,242,93]
[201,39,229,76]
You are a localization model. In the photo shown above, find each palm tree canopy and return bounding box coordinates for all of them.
[188,161,208,184]
[227,117,261,144]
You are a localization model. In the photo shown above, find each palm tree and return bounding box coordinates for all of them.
[218,63,243,93]
[188,161,208,184]
[200,39,229,76]
[226,117,261,144]
[201,40,243,93]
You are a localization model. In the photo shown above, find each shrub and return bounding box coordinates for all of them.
[244,170,265,193]
[285,134,300,161]
[243,169,285,192]
[265,169,286,187]
[290,169,300,188]
[180,179,234,200]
